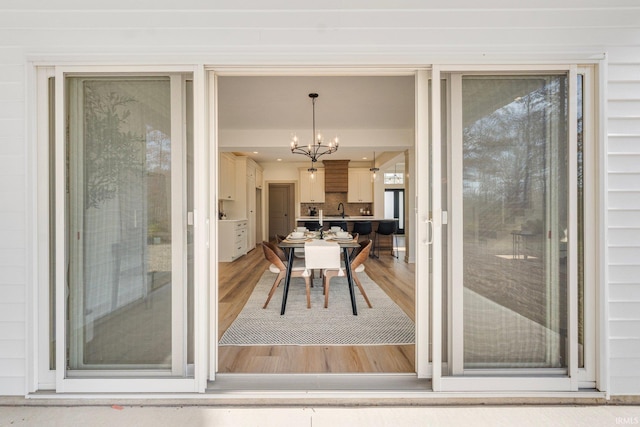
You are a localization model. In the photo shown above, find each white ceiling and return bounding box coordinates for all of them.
[217,75,415,164]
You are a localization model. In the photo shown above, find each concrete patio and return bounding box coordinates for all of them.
[1,402,639,427]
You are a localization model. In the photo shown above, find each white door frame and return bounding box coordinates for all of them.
[208,67,431,382]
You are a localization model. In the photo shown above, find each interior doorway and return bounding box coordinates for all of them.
[268,183,294,239]
[214,72,418,376]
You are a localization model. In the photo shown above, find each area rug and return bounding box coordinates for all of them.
[219,270,415,346]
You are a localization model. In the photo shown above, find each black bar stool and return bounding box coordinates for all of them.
[304,221,322,231]
[373,220,397,258]
[352,221,372,241]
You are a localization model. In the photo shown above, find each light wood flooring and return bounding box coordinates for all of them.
[217,239,416,374]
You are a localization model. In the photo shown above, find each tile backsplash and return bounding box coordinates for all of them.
[301,193,372,216]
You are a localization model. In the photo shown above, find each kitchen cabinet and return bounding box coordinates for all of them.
[218,219,247,262]
[224,156,262,251]
[299,168,325,203]
[348,168,373,203]
[255,167,263,189]
[219,152,236,200]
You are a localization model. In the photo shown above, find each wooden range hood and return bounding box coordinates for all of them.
[322,159,349,192]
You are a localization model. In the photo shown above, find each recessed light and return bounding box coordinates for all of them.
[277,158,282,162]
[362,157,368,160]
[253,151,259,154]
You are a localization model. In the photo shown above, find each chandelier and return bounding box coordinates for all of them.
[290,93,339,162]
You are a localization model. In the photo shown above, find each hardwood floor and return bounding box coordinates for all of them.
[217,240,416,374]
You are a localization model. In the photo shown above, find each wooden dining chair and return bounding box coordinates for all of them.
[271,235,288,262]
[323,239,373,309]
[261,241,311,309]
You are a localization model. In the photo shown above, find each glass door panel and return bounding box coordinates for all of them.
[458,75,568,370]
[66,77,182,371]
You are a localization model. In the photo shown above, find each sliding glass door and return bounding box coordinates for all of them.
[57,74,193,388]
[432,68,593,390]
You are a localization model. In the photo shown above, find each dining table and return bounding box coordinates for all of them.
[278,234,360,316]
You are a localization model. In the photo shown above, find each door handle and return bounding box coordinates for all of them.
[425,219,434,245]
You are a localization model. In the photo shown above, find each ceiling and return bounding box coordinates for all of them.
[216,75,415,164]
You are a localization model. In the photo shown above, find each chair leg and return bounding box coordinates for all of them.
[372,232,378,258]
[391,233,398,258]
[353,274,372,308]
[263,272,285,309]
[305,276,311,309]
[323,272,336,308]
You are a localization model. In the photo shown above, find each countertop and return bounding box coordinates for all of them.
[296,216,385,222]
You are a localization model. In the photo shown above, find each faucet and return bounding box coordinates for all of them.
[337,202,345,218]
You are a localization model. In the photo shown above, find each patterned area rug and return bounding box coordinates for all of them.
[219,270,415,346]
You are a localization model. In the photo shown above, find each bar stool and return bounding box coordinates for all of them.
[373,220,397,258]
[304,221,322,231]
[352,221,372,241]
[329,221,348,232]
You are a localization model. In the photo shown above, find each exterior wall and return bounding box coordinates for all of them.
[0,1,638,396]
[606,49,640,395]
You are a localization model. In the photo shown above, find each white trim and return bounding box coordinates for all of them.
[575,65,598,388]
[34,67,56,391]
[438,377,574,393]
[208,71,219,382]
[415,70,430,379]
[430,66,443,391]
[54,379,197,394]
[597,57,610,398]
[449,73,464,376]
[171,74,187,376]
[192,64,209,393]
[568,64,580,391]
[54,67,66,391]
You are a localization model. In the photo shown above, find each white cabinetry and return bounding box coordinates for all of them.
[299,168,325,203]
[224,156,262,251]
[255,167,263,189]
[348,168,373,203]
[218,220,247,262]
[219,152,236,200]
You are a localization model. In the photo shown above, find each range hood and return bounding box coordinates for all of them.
[323,159,350,192]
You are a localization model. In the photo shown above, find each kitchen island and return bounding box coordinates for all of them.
[295,215,384,222]
[295,216,397,236]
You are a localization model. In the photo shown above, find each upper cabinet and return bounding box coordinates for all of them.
[348,168,373,203]
[219,152,236,200]
[299,168,325,203]
[245,157,263,189]
[255,167,263,189]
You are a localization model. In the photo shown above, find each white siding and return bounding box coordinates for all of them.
[0,0,638,395]
[0,43,26,395]
[607,46,640,394]
[608,52,640,395]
